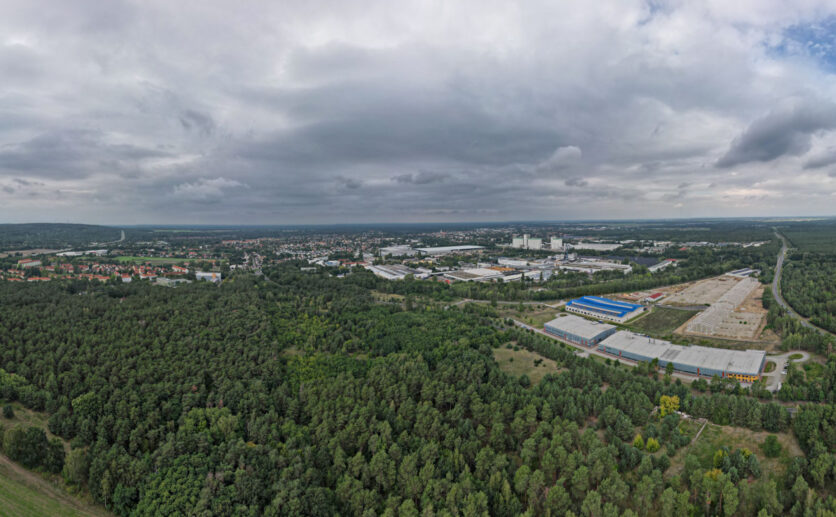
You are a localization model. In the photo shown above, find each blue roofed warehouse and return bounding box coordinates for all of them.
[565,296,646,323]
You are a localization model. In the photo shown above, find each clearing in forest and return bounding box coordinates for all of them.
[0,402,111,517]
[497,305,561,328]
[493,346,564,385]
[667,420,802,480]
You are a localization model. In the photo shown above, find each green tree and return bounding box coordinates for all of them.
[760,435,781,458]
[63,448,90,486]
[633,434,645,450]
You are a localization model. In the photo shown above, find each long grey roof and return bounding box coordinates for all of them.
[544,314,616,339]
[599,331,765,375]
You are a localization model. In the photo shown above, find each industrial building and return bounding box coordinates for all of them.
[557,259,632,275]
[570,242,622,251]
[497,258,529,267]
[195,271,222,283]
[366,264,426,280]
[565,296,645,323]
[597,331,766,382]
[727,268,760,278]
[415,245,484,255]
[550,237,563,250]
[510,234,542,250]
[544,314,616,346]
[442,267,505,282]
[379,245,418,257]
[648,259,677,273]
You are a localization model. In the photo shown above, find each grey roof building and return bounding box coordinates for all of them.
[597,331,766,382]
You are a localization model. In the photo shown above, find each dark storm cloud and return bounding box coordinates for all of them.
[717,98,836,168]
[178,110,215,136]
[233,79,563,169]
[565,177,589,187]
[0,130,171,179]
[803,148,836,169]
[1,1,836,223]
[393,172,449,184]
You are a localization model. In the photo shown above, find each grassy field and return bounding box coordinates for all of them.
[0,460,109,517]
[628,307,696,336]
[497,305,560,328]
[668,420,801,481]
[113,256,191,265]
[0,402,111,517]
[493,345,564,385]
[764,361,776,373]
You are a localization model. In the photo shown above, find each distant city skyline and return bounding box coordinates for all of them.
[2,1,836,224]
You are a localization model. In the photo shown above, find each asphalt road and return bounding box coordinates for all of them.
[771,231,833,336]
[761,350,811,391]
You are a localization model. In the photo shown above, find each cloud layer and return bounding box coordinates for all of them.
[1,0,836,223]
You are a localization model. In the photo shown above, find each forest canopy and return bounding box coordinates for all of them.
[0,265,833,516]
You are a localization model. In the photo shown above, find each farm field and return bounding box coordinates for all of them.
[493,345,564,385]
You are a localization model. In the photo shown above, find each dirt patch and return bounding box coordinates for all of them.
[672,277,769,342]
[665,276,740,306]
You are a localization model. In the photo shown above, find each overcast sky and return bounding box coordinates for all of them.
[2,1,836,224]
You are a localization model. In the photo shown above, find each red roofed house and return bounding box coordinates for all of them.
[18,258,41,268]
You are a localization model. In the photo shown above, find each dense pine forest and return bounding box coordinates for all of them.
[781,222,836,334]
[0,224,122,251]
[0,265,833,516]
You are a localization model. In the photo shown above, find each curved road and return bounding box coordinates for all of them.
[771,231,833,337]
[760,350,811,391]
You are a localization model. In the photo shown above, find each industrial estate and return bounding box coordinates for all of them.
[544,299,767,382]
[0,226,786,386]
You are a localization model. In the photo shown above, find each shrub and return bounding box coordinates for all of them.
[761,435,782,458]
[633,434,645,450]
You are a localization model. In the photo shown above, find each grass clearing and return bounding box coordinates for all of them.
[802,362,824,381]
[667,421,801,482]
[493,346,564,385]
[629,307,696,337]
[0,402,66,452]
[0,402,111,516]
[764,361,776,373]
[0,460,109,517]
[789,353,803,361]
[372,291,405,302]
[497,305,560,328]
